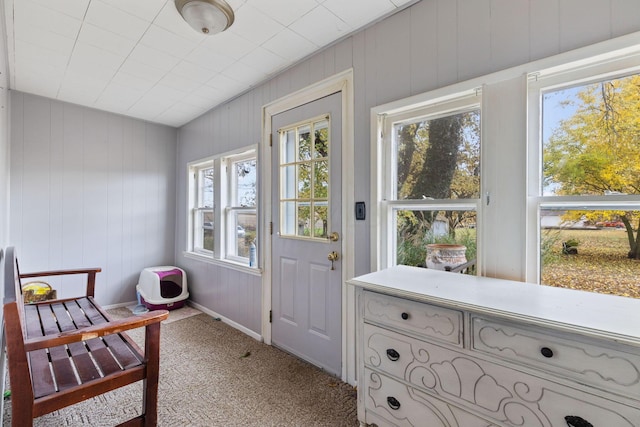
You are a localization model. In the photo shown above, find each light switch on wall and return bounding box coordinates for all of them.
[355,202,366,220]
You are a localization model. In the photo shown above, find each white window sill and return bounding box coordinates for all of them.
[183,251,262,276]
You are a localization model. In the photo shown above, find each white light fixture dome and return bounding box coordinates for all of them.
[175,0,235,35]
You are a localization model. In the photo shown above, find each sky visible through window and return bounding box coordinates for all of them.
[542,86,579,196]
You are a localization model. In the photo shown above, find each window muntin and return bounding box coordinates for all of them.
[279,116,330,240]
[532,66,640,299]
[380,94,481,271]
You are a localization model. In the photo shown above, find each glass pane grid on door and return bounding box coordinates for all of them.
[279,116,330,240]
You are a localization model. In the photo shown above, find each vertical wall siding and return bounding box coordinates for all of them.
[9,92,177,306]
[176,0,640,335]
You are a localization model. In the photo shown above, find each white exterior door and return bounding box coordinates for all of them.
[271,92,342,376]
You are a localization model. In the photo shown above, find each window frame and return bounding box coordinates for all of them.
[375,89,483,270]
[370,32,640,297]
[223,149,258,264]
[526,53,640,284]
[188,158,215,256]
[186,146,259,270]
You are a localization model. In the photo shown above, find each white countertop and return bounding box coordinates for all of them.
[348,265,640,345]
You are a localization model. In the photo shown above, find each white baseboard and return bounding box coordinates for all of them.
[187,300,263,342]
[103,300,263,342]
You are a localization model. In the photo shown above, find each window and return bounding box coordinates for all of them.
[377,92,481,271]
[372,34,640,299]
[224,152,257,264]
[187,147,258,268]
[529,59,640,299]
[190,160,214,254]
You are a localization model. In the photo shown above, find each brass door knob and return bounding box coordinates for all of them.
[328,251,339,270]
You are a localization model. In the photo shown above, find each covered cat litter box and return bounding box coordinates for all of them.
[136,266,188,311]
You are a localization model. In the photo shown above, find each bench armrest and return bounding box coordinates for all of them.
[23,310,168,352]
[19,268,102,297]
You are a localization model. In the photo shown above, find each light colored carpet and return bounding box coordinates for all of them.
[3,308,358,426]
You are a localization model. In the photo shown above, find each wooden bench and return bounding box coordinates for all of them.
[1,247,169,426]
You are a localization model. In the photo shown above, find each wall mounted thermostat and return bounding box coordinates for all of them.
[355,202,366,220]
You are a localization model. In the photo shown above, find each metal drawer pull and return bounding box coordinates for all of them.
[401,312,409,320]
[540,347,554,358]
[565,415,593,427]
[386,348,400,361]
[387,396,401,410]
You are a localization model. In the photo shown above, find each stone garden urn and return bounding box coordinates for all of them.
[426,244,467,271]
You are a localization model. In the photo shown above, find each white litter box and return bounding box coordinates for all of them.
[136,266,188,311]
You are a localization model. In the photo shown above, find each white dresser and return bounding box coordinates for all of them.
[347,266,640,427]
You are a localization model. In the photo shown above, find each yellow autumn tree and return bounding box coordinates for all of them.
[544,74,640,257]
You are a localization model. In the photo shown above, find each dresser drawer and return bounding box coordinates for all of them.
[363,291,463,346]
[472,316,640,399]
[364,323,640,426]
[362,368,499,427]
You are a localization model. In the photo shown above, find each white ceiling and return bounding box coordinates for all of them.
[3,0,414,128]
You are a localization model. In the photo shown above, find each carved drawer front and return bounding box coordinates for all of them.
[472,316,640,399]
[363,368,499,427]
[363,291,462,346]
[365,324,640,427]
[364,323,433,383]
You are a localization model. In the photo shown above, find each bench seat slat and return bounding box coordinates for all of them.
[51,303,102,382]
[76,298,143,369]
[31,304,80,392]
[66,298,127,376]
[29,351,56,399]
[22,305,58,398]
[64,300,93,328]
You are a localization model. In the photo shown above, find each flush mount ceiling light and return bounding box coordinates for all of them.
[175,0,235,35]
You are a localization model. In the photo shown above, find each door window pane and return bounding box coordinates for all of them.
[279,116,331,240]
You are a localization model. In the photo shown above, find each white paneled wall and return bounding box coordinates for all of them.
[176,0,640,336]
[9,92,177,306]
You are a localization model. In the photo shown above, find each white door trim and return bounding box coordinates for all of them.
[261,69,355,383]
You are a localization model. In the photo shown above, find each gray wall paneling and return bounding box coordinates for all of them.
[9,92,177,306]
[176,0,640,336]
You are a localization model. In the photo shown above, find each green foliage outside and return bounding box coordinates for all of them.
[397,225,477,268]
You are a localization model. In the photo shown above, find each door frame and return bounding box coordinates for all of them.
[261,69,355,383]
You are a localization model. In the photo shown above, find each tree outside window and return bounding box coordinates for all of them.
[392,106,480,268]
[540,72,640,298]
